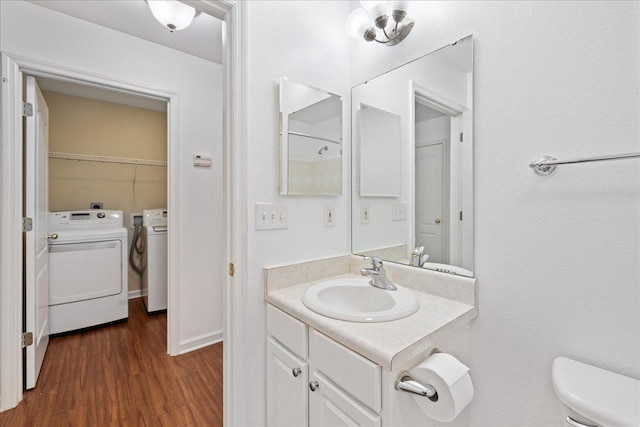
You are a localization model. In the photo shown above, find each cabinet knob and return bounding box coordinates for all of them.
[434,218,441,224]
[309,381,319,392]
[48,233,58,240]
[292,367,301,378]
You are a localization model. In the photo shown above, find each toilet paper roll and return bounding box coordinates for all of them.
[410,352,474,422]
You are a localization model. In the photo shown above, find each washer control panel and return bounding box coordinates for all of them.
[143,209,168,227]
[49,210,124,227]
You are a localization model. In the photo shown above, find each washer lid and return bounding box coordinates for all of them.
[145,225,167,234]
[552,357,640,427]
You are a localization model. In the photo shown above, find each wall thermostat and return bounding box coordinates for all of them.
[193,154,212,167]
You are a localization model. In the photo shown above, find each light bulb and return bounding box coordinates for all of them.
[360,1,388,19]
[346,8,374,40]
[360,1,389,29]
[148,0,196,32]
[391,0,409,12]
[391,0,409,23]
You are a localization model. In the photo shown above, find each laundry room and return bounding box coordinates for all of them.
[41,77,169,333]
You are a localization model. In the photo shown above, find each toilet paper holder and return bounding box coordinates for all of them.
[395,348,440,401]
[395,370,439,402]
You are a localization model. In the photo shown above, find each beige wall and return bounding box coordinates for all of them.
[44,91,167,292]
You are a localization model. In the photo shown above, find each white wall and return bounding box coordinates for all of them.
[351,1,639,426]
[0,1,224,352]
[415,115,449,143]
[244,1,352,425]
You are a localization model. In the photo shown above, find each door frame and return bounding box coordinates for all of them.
[1,50,180,406]
[408,80,466,260]
[0,2,248,424]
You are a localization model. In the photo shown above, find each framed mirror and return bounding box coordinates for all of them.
[280,77,342,196]
[352,35,474,277]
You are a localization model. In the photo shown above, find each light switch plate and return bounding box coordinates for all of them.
[255,203,288,230]
[392,202,408,221]
[193,153,212,167]
[360,205,370,224]
[324,205,335,227]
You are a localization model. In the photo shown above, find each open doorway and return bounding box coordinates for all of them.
[410,79,469,273]
[0,0,243,423]
[23,73,171,388]
[414,102,452,265]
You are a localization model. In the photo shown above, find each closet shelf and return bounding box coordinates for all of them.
[49,152,167,167]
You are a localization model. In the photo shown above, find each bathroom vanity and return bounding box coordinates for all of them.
[264,255,477,426]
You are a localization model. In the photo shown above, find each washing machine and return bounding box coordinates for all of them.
[141,208,167,313]
[48,210,128,334]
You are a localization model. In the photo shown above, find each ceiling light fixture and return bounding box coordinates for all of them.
[147,0,196,32]
[346,1,414,46]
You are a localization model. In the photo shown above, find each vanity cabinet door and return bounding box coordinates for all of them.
[309,370,381,427]
[267,337,309,427]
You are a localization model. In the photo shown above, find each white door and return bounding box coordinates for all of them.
[266,337,308,427]
[415,143,445,263]
[25,75,50,389]
[309,370,380,427]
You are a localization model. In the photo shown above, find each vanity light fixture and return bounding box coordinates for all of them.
[346,1,414,46]
[147,0,196,32]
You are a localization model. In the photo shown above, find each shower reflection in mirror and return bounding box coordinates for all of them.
[279,77,342,196]
[352,35,474,277]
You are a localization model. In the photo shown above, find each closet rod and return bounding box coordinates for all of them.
[286,131,341,145]
[529,152,640,176]
[49,152,167,167]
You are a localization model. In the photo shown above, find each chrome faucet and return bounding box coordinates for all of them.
[410,246,427,267]
[361,256,397,291]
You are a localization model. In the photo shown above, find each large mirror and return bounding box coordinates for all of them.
[280,77,342,196]
[352,35,474,276]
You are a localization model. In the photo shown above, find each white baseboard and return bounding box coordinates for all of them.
[128,289,142,299]
[178,329,223,354]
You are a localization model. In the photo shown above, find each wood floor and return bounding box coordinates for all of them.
[0,298,223,426]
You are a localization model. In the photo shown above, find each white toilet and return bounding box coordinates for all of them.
[552,357,640,427]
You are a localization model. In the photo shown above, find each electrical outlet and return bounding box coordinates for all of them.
[130,213,143,228]
[391,202,408,221]
[324,205,335,227]
[360,205,370,224]
[255,203,288,230]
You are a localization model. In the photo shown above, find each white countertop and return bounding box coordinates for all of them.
[266,273,477,370]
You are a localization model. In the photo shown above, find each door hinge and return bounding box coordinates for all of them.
[22,102,33,117]
[459,132,463,142]
[459,211,463,221]
[228,263,235,277]
[22,332,33,348]
[22,217,33,232]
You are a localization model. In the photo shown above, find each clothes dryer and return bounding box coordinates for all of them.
[141,208,167,312]
[48,210,128,334]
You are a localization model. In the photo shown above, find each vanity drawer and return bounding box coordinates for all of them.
[309,329,381,413]
[267,304,308,359]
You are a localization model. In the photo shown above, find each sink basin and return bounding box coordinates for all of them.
[302,277,419,322]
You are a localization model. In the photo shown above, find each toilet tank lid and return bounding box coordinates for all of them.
[552,357,640,427]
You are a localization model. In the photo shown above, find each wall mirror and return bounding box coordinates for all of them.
[280,77,342,196]
[352,35,474,277]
